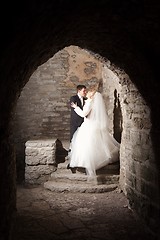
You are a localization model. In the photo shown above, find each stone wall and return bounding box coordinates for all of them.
[12,44,159,236]
[1,1,160,239]
[12,46,104,181]
[117,73,158,234]
[13,46,123,183]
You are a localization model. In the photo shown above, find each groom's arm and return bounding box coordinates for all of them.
[70,95,79,106]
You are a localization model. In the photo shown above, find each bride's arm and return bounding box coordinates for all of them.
[72,99,92,117]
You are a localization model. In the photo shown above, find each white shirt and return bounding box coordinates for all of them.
[77,93,84,106]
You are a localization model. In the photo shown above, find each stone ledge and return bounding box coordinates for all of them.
[25,139,57,147]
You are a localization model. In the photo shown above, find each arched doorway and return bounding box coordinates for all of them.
[0,1,159,239]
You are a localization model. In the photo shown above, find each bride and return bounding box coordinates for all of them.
[69,86,120,176]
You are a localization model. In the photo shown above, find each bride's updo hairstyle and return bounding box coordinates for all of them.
[87,79,103,93]
[97,79,103,93]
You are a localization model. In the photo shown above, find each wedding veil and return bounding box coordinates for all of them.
[88,92,109,130]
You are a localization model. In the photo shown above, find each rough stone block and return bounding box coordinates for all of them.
[25,138,68,184]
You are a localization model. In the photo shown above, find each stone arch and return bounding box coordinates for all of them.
[0,1,159,239]
[13,45,122,183]
[12,40,154,201]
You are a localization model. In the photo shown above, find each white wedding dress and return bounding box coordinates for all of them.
[69,92,120,176]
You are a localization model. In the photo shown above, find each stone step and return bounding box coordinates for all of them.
[44,180,118,193]
[57,160,120,175]
[50,171,119,185]
[58,160,120,169]
[44,140,120,193]
[44,166,119,193]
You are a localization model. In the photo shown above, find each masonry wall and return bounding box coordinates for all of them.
[12,44,159,237]
[12,46,107,181]
[12,46,123,183]
[1,2,160,240]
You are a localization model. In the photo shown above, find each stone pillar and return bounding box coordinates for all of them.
[25,138,67,184]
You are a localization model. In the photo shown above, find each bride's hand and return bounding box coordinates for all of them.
[71,102,77,108]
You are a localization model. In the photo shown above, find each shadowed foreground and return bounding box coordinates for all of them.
[12,184,154,240]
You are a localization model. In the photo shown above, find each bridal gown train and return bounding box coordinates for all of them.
[69,92,120,176]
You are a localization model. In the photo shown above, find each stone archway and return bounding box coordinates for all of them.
[12,45,122,184]
[0,1,159,239]
[12,42,154,206]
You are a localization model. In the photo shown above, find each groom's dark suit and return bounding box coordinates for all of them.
[70,94,85,141]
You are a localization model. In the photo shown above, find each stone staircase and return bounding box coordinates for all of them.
[44,157,120,193]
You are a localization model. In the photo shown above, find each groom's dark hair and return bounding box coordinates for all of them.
[77,84,86,91]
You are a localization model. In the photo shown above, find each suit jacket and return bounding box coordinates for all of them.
[70,94,85,140]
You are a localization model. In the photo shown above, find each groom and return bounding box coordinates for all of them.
[69,84,87,141]
[67,84,87,173]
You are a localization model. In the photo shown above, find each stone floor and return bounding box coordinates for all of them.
[12,184,155,240]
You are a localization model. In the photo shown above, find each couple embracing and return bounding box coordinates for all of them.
[68,83,120,177]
